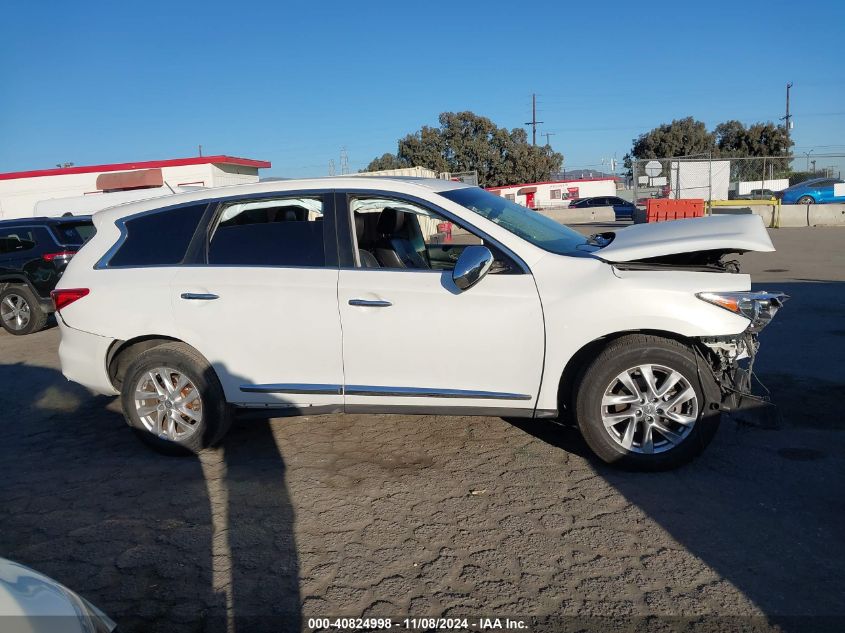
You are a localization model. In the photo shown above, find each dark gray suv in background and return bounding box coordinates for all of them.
[0,216,94,335]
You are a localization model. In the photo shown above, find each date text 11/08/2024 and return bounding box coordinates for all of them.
[306,617,529,630]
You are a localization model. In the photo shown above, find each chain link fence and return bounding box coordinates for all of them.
[632,154,845,203]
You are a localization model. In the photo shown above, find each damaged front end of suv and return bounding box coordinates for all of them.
[590,215,789,423]
[696,291,788,418]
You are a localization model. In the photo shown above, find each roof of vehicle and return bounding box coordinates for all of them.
[787,177,840,189]
[94,177,474,223]
[0,215,93,226]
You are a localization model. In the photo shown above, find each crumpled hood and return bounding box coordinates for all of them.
[591,214,775,262]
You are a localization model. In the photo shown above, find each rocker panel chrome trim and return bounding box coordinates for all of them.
[239,383,343,395]
[239,383,532,400]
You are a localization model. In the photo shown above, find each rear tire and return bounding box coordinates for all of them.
[0,285,48,335]
[573,334,720,471]
[797,195,815,205]
[120,342,232,455]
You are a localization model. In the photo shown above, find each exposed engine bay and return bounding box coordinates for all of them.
[610,248,743,273]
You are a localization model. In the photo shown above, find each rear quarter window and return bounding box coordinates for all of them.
[107,203,207,267]
[0,226,50,254]
[51,221,96,246]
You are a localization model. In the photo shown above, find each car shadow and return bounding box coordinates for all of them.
[0,362,301,633]
[507,280,845,630]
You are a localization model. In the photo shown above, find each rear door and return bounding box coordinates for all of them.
[170,191,345,413]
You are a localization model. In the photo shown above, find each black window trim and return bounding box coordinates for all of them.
[95,200,213,270]
[95,189,342,270]
[335,189,529,274]
[198,189,338,269]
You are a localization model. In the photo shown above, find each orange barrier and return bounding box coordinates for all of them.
[646,198,704,222]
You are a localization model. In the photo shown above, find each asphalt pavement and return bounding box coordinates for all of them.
[0,227,842,633]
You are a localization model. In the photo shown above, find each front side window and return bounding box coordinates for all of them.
[349,195,517,273]
[208,197,325,267]
[108,203,207,267]
[440,187,589,256]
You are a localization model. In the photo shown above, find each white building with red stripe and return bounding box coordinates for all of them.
[486,176,619,209]
[0,155,271,219]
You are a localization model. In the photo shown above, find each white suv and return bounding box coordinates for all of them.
[53,178,786,469]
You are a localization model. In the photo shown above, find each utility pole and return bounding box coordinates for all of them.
[525,94,543,146]
[340,147,349,175]
[542,131,555,147]
[781,82,793,149]
[198,144,203,157]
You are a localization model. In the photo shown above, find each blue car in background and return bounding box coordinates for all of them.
[778,177,845,204]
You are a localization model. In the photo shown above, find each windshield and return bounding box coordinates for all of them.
[52,221,96,246]
[439,188,588,255]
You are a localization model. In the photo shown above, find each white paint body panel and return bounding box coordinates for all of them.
[55,177,770,418]
[338,268,544,410]
[171,266,344,408]
[0,557,116,631]
[596,214,775,262]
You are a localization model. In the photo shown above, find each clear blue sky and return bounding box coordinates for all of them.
[2,0,844,177]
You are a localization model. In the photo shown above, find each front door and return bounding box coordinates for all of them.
[337,193,545,415]
[525,191,536,208]
[171,192,344,413]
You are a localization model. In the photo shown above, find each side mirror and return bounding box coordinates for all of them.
[452,245,494,292]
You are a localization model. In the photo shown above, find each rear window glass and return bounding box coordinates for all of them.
[108,204,206,267]
[51,221,96,246]
[208,197,326,267]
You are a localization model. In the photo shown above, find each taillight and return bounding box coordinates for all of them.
[51,288,89,312]
[43,251,76,263]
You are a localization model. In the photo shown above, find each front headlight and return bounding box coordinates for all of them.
[697,291,788,332]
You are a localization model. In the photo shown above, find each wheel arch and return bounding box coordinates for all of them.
[107,335,206,390]
[0,275,38,295]
[555,328,706,422]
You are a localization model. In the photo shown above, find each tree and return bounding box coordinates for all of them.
[630,118,793,161]
[364,112,563,187]
[630,117,715,160]
[715,120,792,157]
[366,152,407,171]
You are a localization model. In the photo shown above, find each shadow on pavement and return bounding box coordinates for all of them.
[509,280,845,631]
[0,362,301,633]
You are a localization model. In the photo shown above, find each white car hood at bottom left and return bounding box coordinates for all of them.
[0,558,116,633]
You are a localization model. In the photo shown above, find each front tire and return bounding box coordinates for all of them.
[797,195,815,204]
[0,286,48,335]
[120,342,232,454]
[574,334,720,470]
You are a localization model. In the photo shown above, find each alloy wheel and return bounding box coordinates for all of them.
[600,363,698,454]
[1,294,31,331]
[133,367,203,441]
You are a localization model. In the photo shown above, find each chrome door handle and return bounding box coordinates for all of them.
[180,293,219,301]
[348,299,392,307]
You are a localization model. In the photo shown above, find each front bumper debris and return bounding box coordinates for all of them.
[699,333,780,428]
